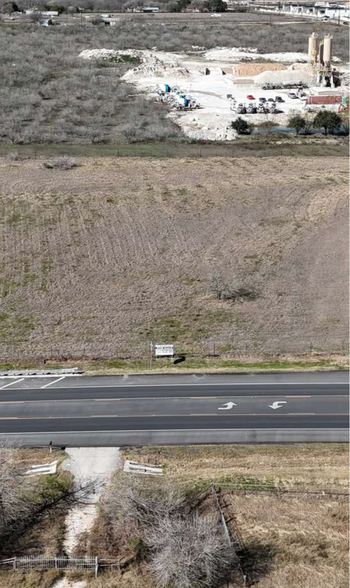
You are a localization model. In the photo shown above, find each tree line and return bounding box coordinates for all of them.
[231,109,347,136]
[2,0,228,14]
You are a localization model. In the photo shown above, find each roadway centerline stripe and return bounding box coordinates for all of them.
[0,413,345,421]
[190,396,218,399]
[288,413,316,415]
[0,378,24,390]
[0,395,347,405]
[41,376,66,389]
[191,413,217,416]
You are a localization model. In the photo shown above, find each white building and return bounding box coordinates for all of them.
[257,2,350,23]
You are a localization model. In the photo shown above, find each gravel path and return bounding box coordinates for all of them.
[54,447,120,588]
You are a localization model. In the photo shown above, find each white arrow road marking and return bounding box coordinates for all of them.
[218,402,237,410]
[269,401,287,410]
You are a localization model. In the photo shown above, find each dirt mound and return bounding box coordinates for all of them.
[234,62,286,77]
[79,49,143,61]
[254,68,313,86]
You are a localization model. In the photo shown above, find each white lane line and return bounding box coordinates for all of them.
[0,378,24,390]
[0,374,81,379]
[41,376,66,389]
[10,382,348,390]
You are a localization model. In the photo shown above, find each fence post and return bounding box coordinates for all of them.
[13,558,16,570]
[95,556,98,578]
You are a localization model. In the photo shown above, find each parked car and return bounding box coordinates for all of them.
[268,98,275,103]
[247,95,255,100]
[288,93,298,99]
[259,97,267,103]
[247,104,257,113]
[275,96,284,103]
[236,103,247,114]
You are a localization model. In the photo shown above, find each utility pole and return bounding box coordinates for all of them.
[149,341,153,370]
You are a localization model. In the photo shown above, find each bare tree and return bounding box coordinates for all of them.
[0,443,31,538]
[0,441,95,548]
[148,513,239,588]
[210,274,228,301]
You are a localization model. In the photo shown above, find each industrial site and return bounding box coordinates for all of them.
[81,33,349,140]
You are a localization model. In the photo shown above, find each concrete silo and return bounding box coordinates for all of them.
[323,34,333,67]
[308,33,318,65]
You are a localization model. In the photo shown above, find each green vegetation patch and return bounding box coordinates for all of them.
[0,313,34,341]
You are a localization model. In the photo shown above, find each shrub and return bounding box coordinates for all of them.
[102,474,240,588]
[5,151,21,162]
[231,117,252,135]
[148,514,239,588]
[1,1,19,13]
[44,156,77,169]
[204,0,227,11]
[288,115,306,134]
[313,110,342,135]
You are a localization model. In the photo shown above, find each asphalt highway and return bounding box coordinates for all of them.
[0,372,348,445]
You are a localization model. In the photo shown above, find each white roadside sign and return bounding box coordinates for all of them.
[154,344,174,357]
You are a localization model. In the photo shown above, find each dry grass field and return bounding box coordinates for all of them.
[123,444,350,490]
[0,155,348,361]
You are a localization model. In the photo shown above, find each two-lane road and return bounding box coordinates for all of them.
[0,372,348,446]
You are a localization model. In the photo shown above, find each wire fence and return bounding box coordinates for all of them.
[0,337,348,362]
[211,485,247,587]
[0,556,99,576]
[177,480,349,498]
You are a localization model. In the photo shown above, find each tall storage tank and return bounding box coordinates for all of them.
[323,35,333,66]
[308,33,318,63]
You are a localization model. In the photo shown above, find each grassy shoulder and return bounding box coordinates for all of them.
[0,570,62,588]
[0,354,347,375]
[0,136,348,159]
[122,443,349,492]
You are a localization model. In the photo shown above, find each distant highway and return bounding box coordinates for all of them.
[0,372,348,446]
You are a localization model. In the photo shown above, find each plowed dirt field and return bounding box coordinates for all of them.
[0,156,348,361]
